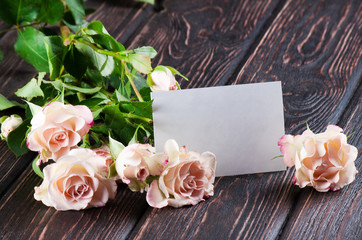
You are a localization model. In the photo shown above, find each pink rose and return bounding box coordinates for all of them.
[278,125,358,192]
[93,145,114,174]
[34,148,117,211]
[0,114,23,139]
[27,102,93,162]
[146,139,216,208]
[115,143,166,192]
[149,67,178,92]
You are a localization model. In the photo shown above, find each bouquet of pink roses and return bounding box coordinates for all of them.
[0,0,216,211]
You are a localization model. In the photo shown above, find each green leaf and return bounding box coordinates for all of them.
[63,11,88,32]
[63,83,101,94]
[86,21,109,34]
[108,162,117,178]
[0,94,17,111]
[128,54,152,74]
[90,34,125,52]
[103,105,126,130]
[166,66,189,81]
[134,46,157,58]
[15,78,44,100]
[271,155,284,160]
[32,155,44,178]
[15,27,49,72]
[6,118,31,157]
[75,41,115,76]
[79,98,105,108]
[43,35,65,80]
[109,134,125,159]
[64,0,85,25]
[119,101,153,119]
[37,0,64,25]
[26,101,42,117]
[64,45,88,79]
[0,0,41,25]
[136,0,155,5]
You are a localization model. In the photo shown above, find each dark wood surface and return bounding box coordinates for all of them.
[0,0,360,239]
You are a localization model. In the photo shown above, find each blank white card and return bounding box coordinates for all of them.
[152,81,286,176]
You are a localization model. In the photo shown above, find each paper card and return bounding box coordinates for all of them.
[151,81,286,176]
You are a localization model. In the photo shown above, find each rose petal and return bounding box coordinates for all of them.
[146,180,168,208]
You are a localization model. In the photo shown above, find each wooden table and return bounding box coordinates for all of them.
[0,0,361,239]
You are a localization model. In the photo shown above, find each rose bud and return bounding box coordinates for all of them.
[0,114,23,139]
[149,66,178,92]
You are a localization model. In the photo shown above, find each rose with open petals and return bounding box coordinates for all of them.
[146,139,216,208]
[278,125,358,192]
[27,102,93,162]
[0,114,23,139]
[34,148,117,211]
[149,67,178,92]
[116,143,166,192]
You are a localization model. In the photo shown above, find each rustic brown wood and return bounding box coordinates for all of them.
[0,0,360,239]
[128,0,284,88]
[128,0,362,239]
[279,84,361,240]
[234,0,362,135]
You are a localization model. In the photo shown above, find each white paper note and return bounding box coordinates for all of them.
[152,81,286,176]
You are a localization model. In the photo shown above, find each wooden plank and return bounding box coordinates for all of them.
[86,0,154,45]
[128,0,283,88]
[128,0,361,239]
[234,0,362,134]
[0,166,148,239]
[279,84,361,240]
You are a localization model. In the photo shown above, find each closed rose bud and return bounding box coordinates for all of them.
[149,67,178,92]
[1,115,23,139]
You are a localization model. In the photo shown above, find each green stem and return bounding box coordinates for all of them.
[122,112,152,123]
[76,39,144,102]
[0,22,39,35]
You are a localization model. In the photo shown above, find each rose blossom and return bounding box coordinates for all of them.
[146,139,216,208]
[149,67,178,92]
[93,145,114,174]
[278,125,358,192]
[27,102,93,162]
[0,115,23,139]
[115,143,166,192]
[34,148,117,211]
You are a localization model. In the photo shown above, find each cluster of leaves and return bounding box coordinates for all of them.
[0,0,183,157]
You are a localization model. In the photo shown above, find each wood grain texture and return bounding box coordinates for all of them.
[234,0,362,135]
[279,84,361,240]
[86,0,154,45]
[0,166,148,240]
[128,0,283,88]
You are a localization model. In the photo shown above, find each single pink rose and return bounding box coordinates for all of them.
[150,67,178,92]
[115,143,166,192]
[278,125,358,192]
[27,102,93,162]
[0,114,23,139]
[146,139,216,208]
[34,148,117,211]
